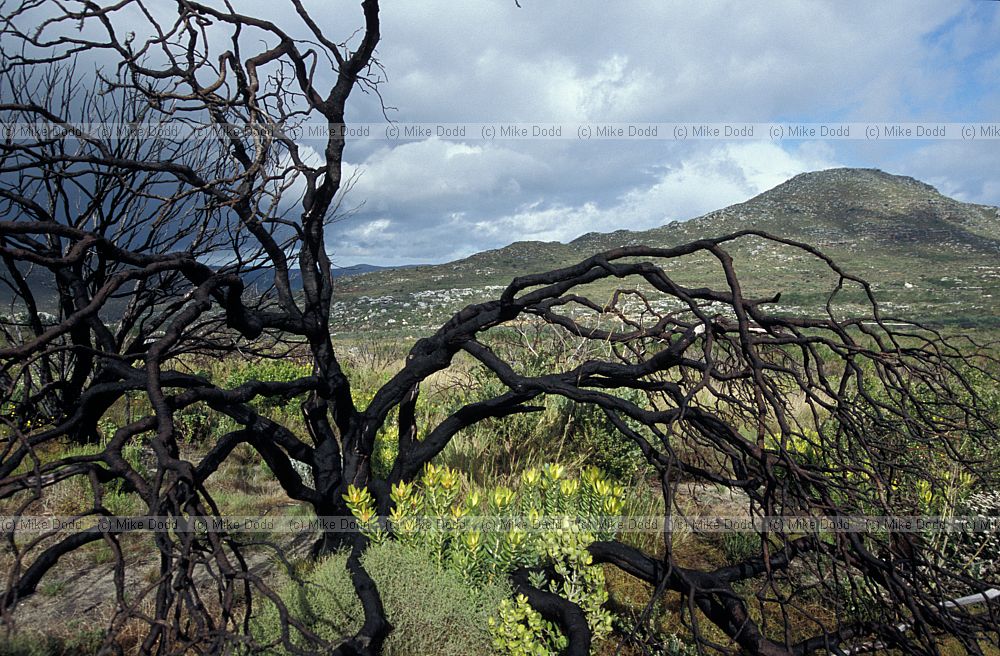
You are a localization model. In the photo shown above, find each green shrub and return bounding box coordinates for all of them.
[174,404,217,443]
[50,440,147,515]
[718,530,761,565]
[365,540,510,656]
[251,551,358,653]
[252,540,509,655]
[346,463,625,654]
[223,358,312,411]
[0,628,104,656]
[566,390,648,481]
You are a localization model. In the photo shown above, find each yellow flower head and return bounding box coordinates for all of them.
[506,528,527,548]
[521,468,541,487]
[593,479,612,498]
[491,486,515,510]
[916,479,934,507]
[421,462,440,487]
[390,480,413,503]
[462,530,482,551]
[439,466,461,491]
[542,463,565,482]
[560,479,579,497]
[344,484,373,507]
[602,496,624,516]
[581,465,604,489]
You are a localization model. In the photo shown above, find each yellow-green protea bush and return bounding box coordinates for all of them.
[344,462,627,654]
[343,483,387,545]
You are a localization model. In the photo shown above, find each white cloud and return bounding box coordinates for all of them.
[331,141,840,264]
[371,1,964,123]
[342,139,547,210]
[261,1,994,265]
[625,142,839,223]
[345,218,393,242]
[893,142,1000,205]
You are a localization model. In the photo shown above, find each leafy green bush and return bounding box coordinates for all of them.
[223,358,312,387]
[186,356,317,445]
[174,404,217,443]
[565,390,649,481]
[222,358,312,411]
[488,520,614,655]
[490,594,567,656]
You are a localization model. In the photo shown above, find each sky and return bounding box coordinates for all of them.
[301,1,998,267]
[18,1,995,268]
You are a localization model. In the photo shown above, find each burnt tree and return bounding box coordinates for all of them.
[1,2,998,655]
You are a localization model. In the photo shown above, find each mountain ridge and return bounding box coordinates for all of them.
[569,168,999,254]
[333,167,1000,332]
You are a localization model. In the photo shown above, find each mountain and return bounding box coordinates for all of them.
[334,263,396,277]
[247,263,396,290]
[332,168,1000,333]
